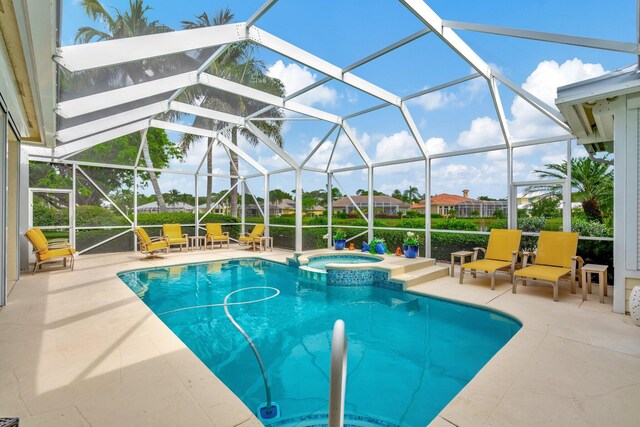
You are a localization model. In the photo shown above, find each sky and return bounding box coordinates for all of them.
[61,0,636,201]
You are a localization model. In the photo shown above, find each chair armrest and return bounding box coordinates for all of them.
[571,255,585,285]
[223,232,229,237]
[182,233,188,239]
[510,251,521,272]
[472,247,486,261]
[521,251,535,267]
[149,236,167,243]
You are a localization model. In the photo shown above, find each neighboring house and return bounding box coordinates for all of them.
[275,199,325,216]
[137,201,194,213]
[332,195,410,215]
[198,202,229,215]
[411,189,507,217]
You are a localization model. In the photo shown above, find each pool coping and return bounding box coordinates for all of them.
[1,248,639,426]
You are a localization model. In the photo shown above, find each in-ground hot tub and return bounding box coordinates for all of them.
[297,253,384,284]
[306,253,383,271]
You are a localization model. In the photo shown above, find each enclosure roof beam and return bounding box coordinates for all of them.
[249,26,401,106]
[198,72,342,124]
[340,121,372,167]
[488,77,512,146]
[300,124,339,168]
[151,120,268,175]
[247,0,280,28]
[57,72,197,118]
[56,102,168,143]
[343,27,432,73]
[399,101,428,158]
[245,121,299,169]
[442,20,640,54]
[402,73,481,101]
[400,0,492,80]
[55,23,247,72]
[492,70,571,131]
[170,101,245,126]
[52,119,150,158]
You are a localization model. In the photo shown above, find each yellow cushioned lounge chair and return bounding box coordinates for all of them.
[205,223,229,249]
[239,224,265,248]
[134,227,169,257]
[459,229,522,290]
[162,223,188,251]
[25,227,76,274]
[513,231,583,301]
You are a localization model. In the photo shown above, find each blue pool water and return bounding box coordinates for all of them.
[118,258,521,426]
[306,254,382,271]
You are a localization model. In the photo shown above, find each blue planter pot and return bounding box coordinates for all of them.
[334,239,346,250]
[403,245,419,258]
[374,243,386,254]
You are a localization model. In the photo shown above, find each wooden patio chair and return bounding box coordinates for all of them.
[239,224,265,249]
[25,227,76,274]
[459,229,522,290]
[513,231,583,301]
[205,223,230,248]
[134,227,169,257]
[162,223,188,251]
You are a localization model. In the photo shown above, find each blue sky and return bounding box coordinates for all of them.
[62,0,635,200]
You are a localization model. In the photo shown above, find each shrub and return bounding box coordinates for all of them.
[398,218,425,229]
[76,205,128,227]
[432,218,479,231]
[404,210,423,218]
[571,220,612,237]
[518,216,546,232]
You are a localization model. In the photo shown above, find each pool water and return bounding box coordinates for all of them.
[306,254,382,271]
[118,258,520,426]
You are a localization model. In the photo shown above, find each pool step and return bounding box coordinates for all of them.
[390,264,450,290]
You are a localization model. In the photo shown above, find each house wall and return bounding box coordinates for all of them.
[613,93,640,313]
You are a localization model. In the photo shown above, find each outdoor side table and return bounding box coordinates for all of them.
[188,235,206,251]
[581,263,608,303]
[450,250,474,277]
[253,236,273,252]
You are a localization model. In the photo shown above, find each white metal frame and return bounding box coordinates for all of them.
[16,0,628,274]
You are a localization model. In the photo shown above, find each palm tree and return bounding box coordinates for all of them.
[177,8,285,218]
[526,156,613,223]
[75,0,177,211]
[403,186,421,203]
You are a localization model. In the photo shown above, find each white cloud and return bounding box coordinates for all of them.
[411,90,458,111]
[267,60,337,107]
[425,137,447,154]
[457,116,504,148]
[374,130,420,162]
[454,58,607,148]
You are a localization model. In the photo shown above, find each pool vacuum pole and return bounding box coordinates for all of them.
[223,291,273,416]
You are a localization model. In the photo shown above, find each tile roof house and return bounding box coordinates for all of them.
[411,190,507,217]
[332,195,410,215]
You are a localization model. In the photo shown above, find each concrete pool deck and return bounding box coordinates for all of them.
[1,247,639,426]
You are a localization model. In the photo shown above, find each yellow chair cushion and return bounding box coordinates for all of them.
[163,224,184,240]
[146,241,169,252]
[534,231,579,268]
[26,228,49,255]
[484,229,522,261]
[206,223,229,241]
[135,227,152,244]
[462,259,512,273]
[40,247,76,261]
[514,265,572,282]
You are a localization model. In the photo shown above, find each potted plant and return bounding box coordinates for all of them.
[333,229,347,250]
[369,237,387,255]
[402,232,422,258]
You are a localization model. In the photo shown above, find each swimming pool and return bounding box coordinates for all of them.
[118,258,521,426]
[305,254,383,272]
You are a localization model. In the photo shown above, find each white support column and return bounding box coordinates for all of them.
[241,178,246,236]
[71,164,77,249]
[133,168,138,252]
[507,147,515,229]
[264,174,270,238]
[563,140,572,231]
[295,169,303,252]
[367,167,374,241]
[425,159,431,258]
[327,173,333,249]
[195,174,199,237]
